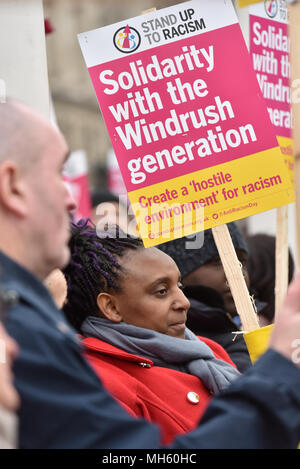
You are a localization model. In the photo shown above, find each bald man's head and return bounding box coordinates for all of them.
[0,100,61,171]
[0,100,76,279]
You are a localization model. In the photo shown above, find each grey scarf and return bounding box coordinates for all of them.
[82,317,240,394]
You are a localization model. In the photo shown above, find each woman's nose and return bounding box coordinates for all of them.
[174,288,190,311]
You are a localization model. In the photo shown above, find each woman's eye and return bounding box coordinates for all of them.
[156,288,167,295]
[178,282,184,290]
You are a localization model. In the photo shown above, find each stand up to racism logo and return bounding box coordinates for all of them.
[113,25,141,53]
[264,0,278,18]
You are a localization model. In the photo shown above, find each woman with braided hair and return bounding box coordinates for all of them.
[63,220,240,445]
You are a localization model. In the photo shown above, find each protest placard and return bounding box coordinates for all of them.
[249,1,293,182]
[290,0,300,267]
[78,0,293,248]
[236,0,293,313]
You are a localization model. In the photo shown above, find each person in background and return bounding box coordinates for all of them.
[91,189,131,232]
[62,221,239,444]
[0,299,19,449]
[0,324,19,412]
[91,190,119,222]
[44,269,68,310]
[2,99,300,448]
[246,233,295,327]
[158,223,263,373]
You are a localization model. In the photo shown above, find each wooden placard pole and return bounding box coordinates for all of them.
[140,4,259,332]
[141,8,157,15]
[212,224,259,332]
[275,206,289,318]
[290,1,300,267]
[0,0,49,117]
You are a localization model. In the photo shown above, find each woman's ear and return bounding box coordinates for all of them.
[97,292,122,323]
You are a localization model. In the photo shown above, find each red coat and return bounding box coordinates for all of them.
[82,335,235,445]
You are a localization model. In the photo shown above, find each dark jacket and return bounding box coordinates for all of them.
[184,285,252,373]
[2,251,300,449]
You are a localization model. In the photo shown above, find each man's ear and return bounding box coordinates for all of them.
[97,292,122,323]
[0,162,28,217]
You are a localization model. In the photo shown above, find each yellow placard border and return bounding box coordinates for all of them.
[128,146,294,247]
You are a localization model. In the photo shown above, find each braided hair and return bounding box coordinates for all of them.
[63,219,144,332]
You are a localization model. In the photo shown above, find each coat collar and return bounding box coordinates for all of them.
[0,251,70,329]
[82,336,153,367]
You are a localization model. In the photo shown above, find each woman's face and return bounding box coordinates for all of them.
[111,247,190,339]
